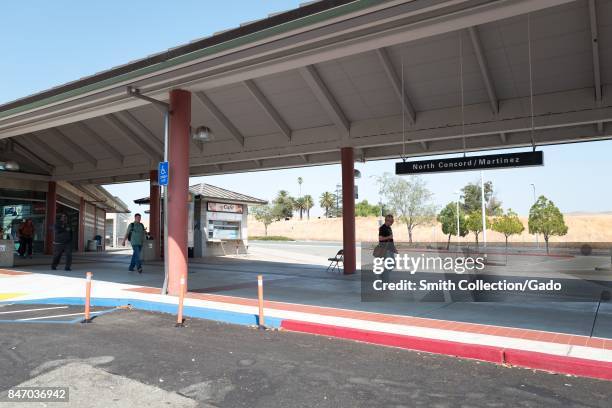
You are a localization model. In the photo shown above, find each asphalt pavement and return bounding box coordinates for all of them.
[1,309,610,407]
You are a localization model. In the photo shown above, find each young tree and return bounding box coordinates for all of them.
[465,211,487,246]
[355,200,381,217]
[319,192,335,218]
[294,197,307,220]
[251,204,275,236]
[528,196,568,254]
[437,202,468,249]
[491,209,525,251]
[303,195,314,219]
[376,173,437,243]
[273,190,295,219]
[461,180,502,216]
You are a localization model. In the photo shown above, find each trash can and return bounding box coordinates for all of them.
[0,240,14,267]
[141,239,157,261]
[87,240,96,251]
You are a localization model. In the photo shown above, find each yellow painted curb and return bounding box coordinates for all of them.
[0,293,27,300]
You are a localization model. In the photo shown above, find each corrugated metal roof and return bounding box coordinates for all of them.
[134,183,267,205]
[189,183,267,204]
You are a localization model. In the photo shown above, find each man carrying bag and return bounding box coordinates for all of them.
[122,213,146,273]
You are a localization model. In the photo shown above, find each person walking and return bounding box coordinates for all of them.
[51,214,73,271]
[18,219,35,258]
[123,213,145,273]
[378,214,397,283]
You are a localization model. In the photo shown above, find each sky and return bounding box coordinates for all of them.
[2,1,611,219]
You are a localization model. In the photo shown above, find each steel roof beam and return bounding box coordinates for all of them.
[244,80,292,141]
[50,127,98,168]
[103,114,161,162]
[29,132,74,170]
[298,65,350,137]
[193,91,245,147]
[468,26,499,115]
[75,122,124,164]
[9,140,55,174]
[376,48,416,123]
[115,111,164,153]
[588,0,602,103]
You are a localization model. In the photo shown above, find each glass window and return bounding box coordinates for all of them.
[208,220,240,240]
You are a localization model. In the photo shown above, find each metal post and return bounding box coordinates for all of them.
[480,171,487,249]
[125,87,172,295]
[456,199,460,246]
[530,183,539,249]
[161,111,170,295]
[257,275,265,328]
[83,272,93,323]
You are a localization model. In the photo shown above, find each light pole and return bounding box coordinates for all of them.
[480,171,487,249]
[454,191,461,247]
[530,183,539,249]
[335,184,341,218]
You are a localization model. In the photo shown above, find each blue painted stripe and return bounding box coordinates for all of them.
[0,297,282,328]
[68,308,120,323]
[0,319,77,324]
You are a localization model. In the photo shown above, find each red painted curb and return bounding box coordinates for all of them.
[281,319,503,363]
[281,320,612,381]
[503,349,612,381]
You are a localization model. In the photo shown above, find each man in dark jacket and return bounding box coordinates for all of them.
[51,213,73,271]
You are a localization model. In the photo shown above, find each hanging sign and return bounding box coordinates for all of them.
[396,151,543,175]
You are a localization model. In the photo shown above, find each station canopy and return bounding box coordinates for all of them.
[0,0,610,184]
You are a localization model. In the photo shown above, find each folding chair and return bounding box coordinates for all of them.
[326,249,344,273]
[94,235,103,252]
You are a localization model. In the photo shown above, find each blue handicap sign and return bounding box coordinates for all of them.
[158,161,169,186]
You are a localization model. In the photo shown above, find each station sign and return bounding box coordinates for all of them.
[207,202,244,214]
[158,161,169,186]
[396,151,543,175]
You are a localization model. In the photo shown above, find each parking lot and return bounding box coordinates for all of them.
[1,308,611,407]
[0,303,115,324]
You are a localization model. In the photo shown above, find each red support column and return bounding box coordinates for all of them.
[44,181,57,255]
[149,170,161,259]
[341,147,356,274]
[93,207,98,241]
[167,89,191,296]
[78,198,85,252]
[101,210,106,251]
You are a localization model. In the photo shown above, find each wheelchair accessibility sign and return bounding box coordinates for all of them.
[158,161,169,186]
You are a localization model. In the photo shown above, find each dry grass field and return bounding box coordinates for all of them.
[248,214,612,243]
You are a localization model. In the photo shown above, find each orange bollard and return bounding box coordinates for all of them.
[83,272,92,323]
[176,276,185,327]
[257,275,265,328]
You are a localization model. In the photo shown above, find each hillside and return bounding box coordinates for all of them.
[248,214,612,243]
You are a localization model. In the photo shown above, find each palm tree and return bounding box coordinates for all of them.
[294,197,307,220]
[303,195,314,219]
[297,177,303,197]
[319,192,335,218]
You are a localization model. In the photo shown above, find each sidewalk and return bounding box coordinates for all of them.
[2,261,612,381]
